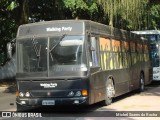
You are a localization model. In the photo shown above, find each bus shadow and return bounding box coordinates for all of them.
[139,81,160,96]
[112,91,137,104]
[111,81,160,103]
[148,81,160,87]
[28,104,134,119]
[30,103,107,113]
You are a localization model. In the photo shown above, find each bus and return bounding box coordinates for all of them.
[132,30,160,81]
[12,20,152,111]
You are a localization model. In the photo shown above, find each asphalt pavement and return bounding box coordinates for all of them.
[0,81,160,120]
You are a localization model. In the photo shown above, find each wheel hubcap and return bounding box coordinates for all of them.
[107,83,115,99]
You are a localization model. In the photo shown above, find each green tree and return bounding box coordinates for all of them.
[29,0,62,21]
[62,0,99,20]
[14,0,29,26]
[1,0,160,65]
[0,0,17,65]
[149,4,160,29]
[97,0,149,30]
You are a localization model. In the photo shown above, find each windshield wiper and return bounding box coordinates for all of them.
[49,34,66,61]
[32,37,41,57]
[50,34,66,52]
[31,37,41,67]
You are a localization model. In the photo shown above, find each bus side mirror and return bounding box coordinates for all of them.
[7,42,12,59]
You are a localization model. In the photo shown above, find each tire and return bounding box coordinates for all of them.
[101,79,115,106]
[138,73,145,93]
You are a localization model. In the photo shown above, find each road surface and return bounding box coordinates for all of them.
[0,81,160,120]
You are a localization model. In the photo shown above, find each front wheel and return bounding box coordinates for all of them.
[101,79,115,106]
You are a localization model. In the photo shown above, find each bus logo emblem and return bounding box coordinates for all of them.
[40,83,57,88]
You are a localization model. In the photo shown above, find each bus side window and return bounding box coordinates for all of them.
[89,37,99,67]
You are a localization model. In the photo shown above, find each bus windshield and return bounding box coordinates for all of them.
[16,35,86,77]
[147,35,160,67]
[17,37,48,74]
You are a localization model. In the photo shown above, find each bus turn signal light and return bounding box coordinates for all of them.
[82,90,88,96]
[16,91,19,97]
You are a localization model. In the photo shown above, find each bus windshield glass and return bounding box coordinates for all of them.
[16,35,86,77]
[49,35,85,77]
[147,35,160,67]
[16,37,48,74]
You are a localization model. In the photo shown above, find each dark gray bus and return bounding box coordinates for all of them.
[15,20,152,111]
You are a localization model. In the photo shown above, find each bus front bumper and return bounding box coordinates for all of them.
[16,97,88,107]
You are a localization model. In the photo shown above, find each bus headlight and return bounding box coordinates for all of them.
[68,90,87,97]
[25,92,30,97]
[75,91,81,96]
[19,92,24,97]
[68,91,74,97]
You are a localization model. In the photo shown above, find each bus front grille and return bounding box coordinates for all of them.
[31,91,67,98]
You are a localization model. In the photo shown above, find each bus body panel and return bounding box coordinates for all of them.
[16,78,90,106]
[15,20,152,108]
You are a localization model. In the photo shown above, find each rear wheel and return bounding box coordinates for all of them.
[138,73,145,92]
[101,79,115,106]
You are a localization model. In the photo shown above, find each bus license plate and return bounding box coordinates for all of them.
[42,100,55,105]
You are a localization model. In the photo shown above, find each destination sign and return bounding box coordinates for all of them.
[46,27,72,32]
[17,20,83,37]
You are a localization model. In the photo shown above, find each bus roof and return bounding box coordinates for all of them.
[17,20,86,37]
[16,20,141,42]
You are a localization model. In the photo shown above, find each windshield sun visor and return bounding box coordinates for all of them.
[60,40,83,46]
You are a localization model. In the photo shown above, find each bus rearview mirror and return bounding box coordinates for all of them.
[7,42,12,59]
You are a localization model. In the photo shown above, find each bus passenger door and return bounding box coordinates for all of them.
[87,36,103,103]
[130,41,139,90]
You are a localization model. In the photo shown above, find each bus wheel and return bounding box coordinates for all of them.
[138,73,145,92]
[101,79,115,106]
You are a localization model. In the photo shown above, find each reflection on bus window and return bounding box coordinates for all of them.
[49,36,83,65]
[89,37,99,67]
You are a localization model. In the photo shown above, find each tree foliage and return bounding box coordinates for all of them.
[62,0,99,20]
[97,0,149,30]
[28,0,63,22]
[0,0,17,64]
[0,0,160,65]
[149,4,160,29]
